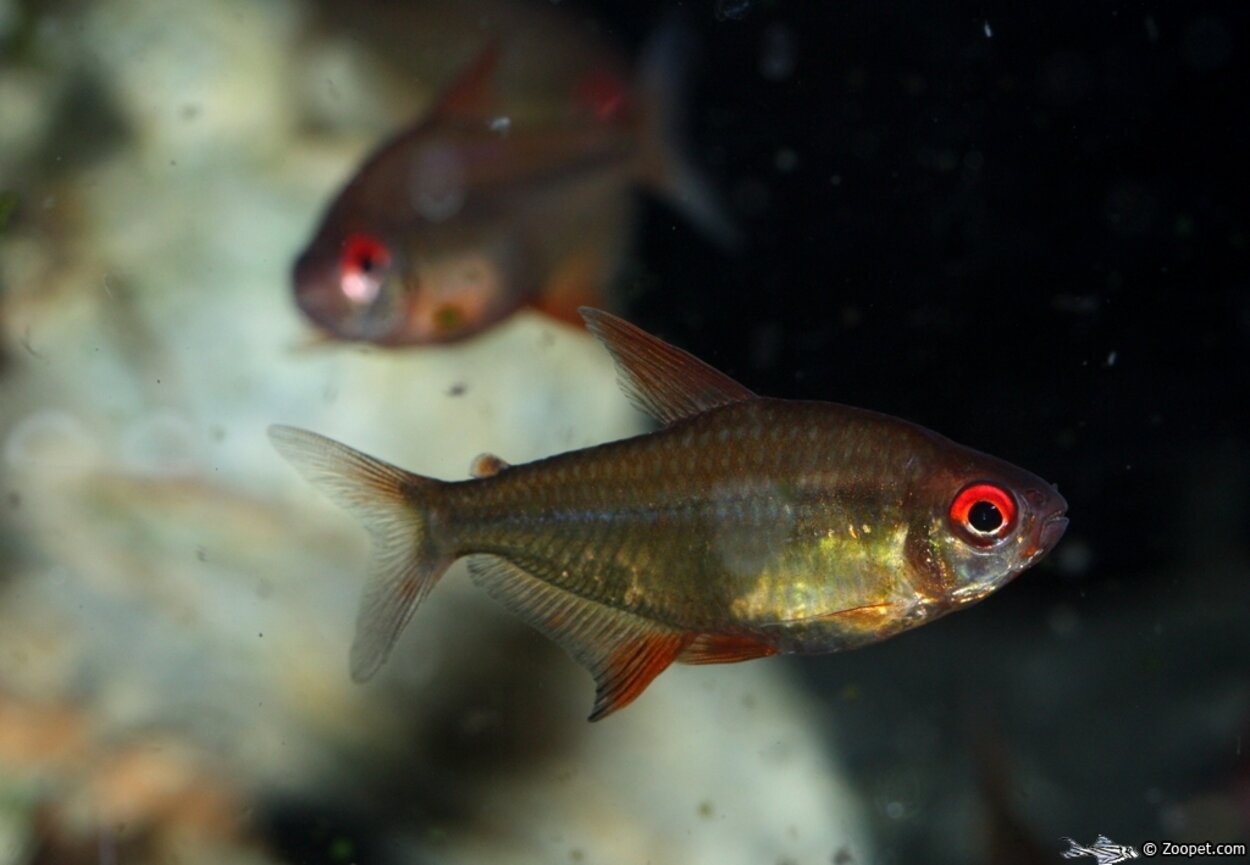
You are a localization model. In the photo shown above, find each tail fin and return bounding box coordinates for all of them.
[637,20,740,248]
[267,425,452,682]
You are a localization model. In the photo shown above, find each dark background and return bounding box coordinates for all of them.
[598,1,1248,862]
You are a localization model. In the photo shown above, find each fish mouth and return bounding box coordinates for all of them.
[1016,480,1068,563]
[1027,508,1069,561]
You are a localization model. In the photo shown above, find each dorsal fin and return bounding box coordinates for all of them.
[469,452,511,479]
[579,308,755,426]
[430,39,504,120]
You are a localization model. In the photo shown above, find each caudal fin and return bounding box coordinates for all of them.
[637,21,740,248]
[267,425,452,681]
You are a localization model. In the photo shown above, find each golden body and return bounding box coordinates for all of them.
[444,400,942,652]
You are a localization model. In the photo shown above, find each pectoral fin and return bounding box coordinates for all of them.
[530,246,613,327]
[467,556,689,720]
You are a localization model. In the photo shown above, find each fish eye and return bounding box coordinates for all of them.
[336,233,407,339]
[949,482,1017,547]
[339,233,392,305]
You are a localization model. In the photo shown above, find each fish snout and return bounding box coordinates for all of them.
[1023,484,1068,559]
[293,251,346,330]
[293,244,409,342]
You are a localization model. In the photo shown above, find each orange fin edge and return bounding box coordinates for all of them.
[590,632,689,721]
[677,633,777,665]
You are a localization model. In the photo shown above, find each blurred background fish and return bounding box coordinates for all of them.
[292,16,731,345]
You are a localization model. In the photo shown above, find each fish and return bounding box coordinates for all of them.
[269,310,1068,720]
[292,31,730,346]
[1059,836,1140,864]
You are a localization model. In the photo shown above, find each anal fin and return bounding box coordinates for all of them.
[467,555,689,720]
[678,632,777,665]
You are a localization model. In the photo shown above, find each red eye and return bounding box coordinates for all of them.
[340,233,391,303]
[949,482,1017,546]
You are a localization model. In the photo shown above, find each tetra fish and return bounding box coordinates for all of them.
[292,31,730,346]
[270,310,1068,720]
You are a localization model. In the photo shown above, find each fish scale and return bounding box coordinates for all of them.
[269,309,1067,719]
[440,405,886,626]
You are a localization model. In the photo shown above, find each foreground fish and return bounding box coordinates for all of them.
[293,33,728,346]
[270,311,1068,719]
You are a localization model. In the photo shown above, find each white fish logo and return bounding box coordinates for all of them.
[1060,835,1140,864]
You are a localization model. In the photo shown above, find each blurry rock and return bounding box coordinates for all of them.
[0,693,271,865]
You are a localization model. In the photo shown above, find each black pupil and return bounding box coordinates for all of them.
[357,253,374,273]
[968,500,1003,533]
